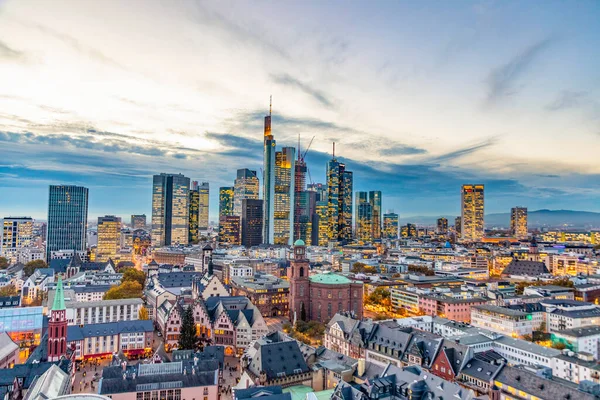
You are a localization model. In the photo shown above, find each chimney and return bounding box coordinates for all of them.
[357,358,366,376]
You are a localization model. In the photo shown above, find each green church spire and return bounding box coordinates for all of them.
[52,277,66,311]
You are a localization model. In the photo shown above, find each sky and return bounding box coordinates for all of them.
[0,0,599,223]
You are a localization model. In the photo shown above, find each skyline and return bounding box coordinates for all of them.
[1,1,600,221]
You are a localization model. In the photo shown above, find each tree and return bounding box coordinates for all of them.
[138,306,149,320]
[407,265,435,276]
[351,262,377,274]
[121,268,146,287]
[178,305,198,350]
[24,260,47,276]
[552,342,567,350]
[282,322,292,333]
[104,281,143,300]
[0,285,17,297]
[0,257,9,269]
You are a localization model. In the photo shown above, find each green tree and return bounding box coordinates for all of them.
[0,257,9,269]
[121,268,146,287]
[0,285,18,297]
[24,260,47,276]
[104,281,143,300]
[178,305,198,350]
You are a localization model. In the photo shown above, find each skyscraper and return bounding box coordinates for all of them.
[262,97,275,244]
[152,173,190,247]
[293,141,312,245]
[189,184,200,243]
[436,217,448,234]
[219,187,234,217]
[1,217,34,262]
[96,215,121,261]
[234,169,260,216]
[355,192,372,242]
[511,206,528,239]
[369,191,382,240]
[47,185,89,261]
[327,147,353,243]
[461,184,484,241]
[315,200,329,246]
[198,182,210,232]
[218,215,241,245]
[383,212,399,239]
[130,214,146,229]
[455,216,462,236]
[241,199,263,247]
[274,147,296,245]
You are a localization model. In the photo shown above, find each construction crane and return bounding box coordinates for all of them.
[301,136,315,163]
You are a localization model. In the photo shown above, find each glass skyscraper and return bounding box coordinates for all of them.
[96,215,121,261]
[355,191,372,242]
[327,154,353,243]
[198,182,210,231]
[234,169,259,216]
[46,185,89,260]
[189,184,200,243]
[510,206,528,239]
[383,212,399,239]
[273,147,296,245]
[152,173,190,247]
[219,187,234,217]
[369,191,382,240]
[262,99,275,244]
[461,184,485,241]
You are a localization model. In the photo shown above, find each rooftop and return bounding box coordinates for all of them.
[309,272,353,285]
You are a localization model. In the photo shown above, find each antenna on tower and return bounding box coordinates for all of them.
[333,142,336,159]
[269,95,272,116]
[297,133,301,161]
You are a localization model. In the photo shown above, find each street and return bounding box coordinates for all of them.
[265,316,287,332]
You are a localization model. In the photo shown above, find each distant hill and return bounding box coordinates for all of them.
[403,210,600,229]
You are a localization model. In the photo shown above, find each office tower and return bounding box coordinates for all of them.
[262,98,276,244]
[274,147,296,245]
[219,187,234,217]
[315,200,329,246]
[241,199,263,247]
[218,215,241,245]
[307,182,327,201]
[327,148,353,243]
[130,214,146,230]
[96,216,121,261]
[401,223,417,238]
[189,183,200,243]
[511,206,528,239]
[1,217,34,261]
[197,182,209,232]
[355,192,372,242]
[436,217,448,234]
[151,173,190,247]
[455,216,462,236]
[369,191,382,240]
[234,169,260,216]
[294,191,313,245]
[461,184,485,241]
[383,212,399,239]
[47,185,89,261]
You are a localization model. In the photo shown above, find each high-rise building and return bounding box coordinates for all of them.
[274,147,296,245]
[307,182,327,201]
[130,214,146,230]
[47,185,89,261]
[327,148,353,243]
[455,216,462,236]
[369,191,382,240]
[241,199,263,247]
[511,207,528,239]
[461,184,485,241]
[383,212,399,239]
[1,217,34,261]
[189,184,200,243]
[218,215,241,245]
[219,187,235,217]
[198,182,210,232]
[436,217,448,234]
[263,98,275,244]
[234,169,260,216]
[315,201,329,246]
[401,223,417,238]
[96,215,121,261]
[151,173,190,247]
[293,144,312,245]
[355,192,372,242]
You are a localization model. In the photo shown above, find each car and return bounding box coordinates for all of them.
[157,332,162,337]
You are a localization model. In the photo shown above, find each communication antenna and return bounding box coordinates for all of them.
[269,95,272,116]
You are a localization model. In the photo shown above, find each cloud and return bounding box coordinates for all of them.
[0,40,24,60]
[428,137,497,163]
[378,144,428,157]
[485,37,555,104]
[545,90,589,111]
[271,73,335,109]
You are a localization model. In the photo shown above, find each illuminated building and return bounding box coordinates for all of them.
[307,182,327,201]
[293,143,313,245]
[436,217,448,234]
[189,183,199,242]
[1,217,33,262]
[219,215,241,245]
[96,215,121,262]
[130,214,146,229]
[274,147,296,245]
[0,306,43,348]
[460,184,484,241]
[455,216,461,236]
[510,206,528,239]
[383,212,399,239]
[327,147,353,243]
[234,169,259,216]
[47,185,88,261]
[230,273,289,317]
[241,199,263,247]
[355,192,372,242]
[152,173,190,246]
[262,97,275,244]
[219,186,234,217]
[369,191,382,240]
[401,223,417,238]
[315,200,329,246]
[197,181,209,231]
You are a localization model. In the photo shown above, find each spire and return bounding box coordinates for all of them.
[208,259,214,276]
[269,95,272,116]
[52,277,66,311]
[332,142,336,159]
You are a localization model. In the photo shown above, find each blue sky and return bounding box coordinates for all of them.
[0,0,599,223]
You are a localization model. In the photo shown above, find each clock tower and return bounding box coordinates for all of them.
[289,239,310,323]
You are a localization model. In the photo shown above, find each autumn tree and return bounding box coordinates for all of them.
[0,285,18,297]
[178,306,198,350]
[104,281,143,300]
[138,306,149,320]
[0,257,9,269]
[121,268,146,287]
[352,262,377,274]
[24,260,47,276]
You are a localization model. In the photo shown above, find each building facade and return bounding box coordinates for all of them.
[234,169,259,217]
[383,212,399,239]
[47,185,89,261]
[219,186,234,217]
[130,214,146,229]
[274,147,296,245]
[510,206,528,239]
[219,216,241,245]
[1,217,34,262]
[436,218,448,234]
[327,155,353,243]
[152,173,190,246]
[460,184,484,242]
[241,199,263,247]
[263,100,275,244]
[96,216,121,262]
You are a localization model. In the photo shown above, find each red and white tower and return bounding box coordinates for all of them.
[47,277,67,362]
[288,240,310,323]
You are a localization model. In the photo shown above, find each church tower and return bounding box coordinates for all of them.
[47,277,68,362]
[289,239,310,323]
